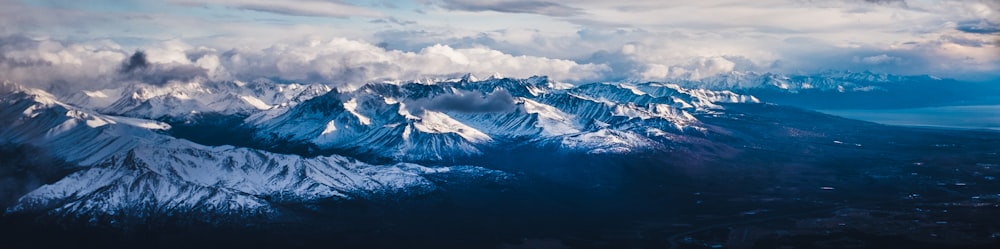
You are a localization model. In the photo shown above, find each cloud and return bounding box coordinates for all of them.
[2,0,999,87]
[218,39,609,87]
[0,36,609,92]
[370,17,417,26]
[956,19,1000,34]
[411,89,517,113]
[862,0,906,5]
[169,0,383,18]
[855,54,902,65]
[637,56,740,80]
[118,51,208,85]
[437,0,584,17]
[0,35,127,92]
[121,51,151,73]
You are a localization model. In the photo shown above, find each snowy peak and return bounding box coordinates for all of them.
[7,139,509,221]
[59,79,331,121]
[679,70,944,92]
[1,83,510,222]
[1,83,173,165]
[253,88,494,162]
[557,128,661,154]
[249,75,758,159]
[8,76,758,163]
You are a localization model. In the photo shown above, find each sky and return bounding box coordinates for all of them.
[0,0,997,91]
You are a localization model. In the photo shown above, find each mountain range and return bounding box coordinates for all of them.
[676,70,1000,109]
[2,72,999,248]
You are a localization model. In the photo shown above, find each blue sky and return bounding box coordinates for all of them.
[0,0,997,89]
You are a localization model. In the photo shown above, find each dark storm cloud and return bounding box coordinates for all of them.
[119,51,207,85]
[412,89,517,113]
[956,19,1000,35]
[121,51,150,73]
[439,0,584,17]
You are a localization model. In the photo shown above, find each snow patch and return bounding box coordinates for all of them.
[559,129,656,154]
[414,111,492,143]
[240,95,272,110]
[520,98,580,136]
[83,90,109,98]
[321,120,337,135]
[343,98,371,125]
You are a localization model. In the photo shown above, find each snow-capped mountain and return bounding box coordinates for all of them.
[0,82,509,222]
[3,70,992,228]
[248,76,758,160]
[60,79,331,121]
[7,140,507,222]
[0,81,169,166]
[1,76,759,221]
[664,70,997,109]
[675,70,941,92]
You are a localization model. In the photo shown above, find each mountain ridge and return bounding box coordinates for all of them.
[2,70,995,224]
[0,83,510,223]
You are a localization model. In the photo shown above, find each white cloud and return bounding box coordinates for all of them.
[0,0,997,84]
[168,0,384,18]
[856,54,901,65]
[0,36,127,91]
[221,38,610,87]
[637,56,739,81]
[0,36,609,92]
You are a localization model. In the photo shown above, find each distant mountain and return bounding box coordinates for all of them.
[673,70,929,91]
[60,79,331,121]
[247,76,758,161]
[670,70,999,109]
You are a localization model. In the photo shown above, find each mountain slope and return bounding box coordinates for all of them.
[60,79,331,121]
[247,76,758,160]
[0,82,509,222]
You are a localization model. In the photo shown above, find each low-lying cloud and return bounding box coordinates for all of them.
[0,35,608,92]
[119,51,208,85]
[1,0,998,88]
[413,89,517,113]
[0,27,997,95]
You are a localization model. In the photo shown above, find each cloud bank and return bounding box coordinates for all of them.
[0,35,607,92]
[0,0,997,91]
